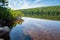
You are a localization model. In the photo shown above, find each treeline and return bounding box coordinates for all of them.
[17,6,60,20]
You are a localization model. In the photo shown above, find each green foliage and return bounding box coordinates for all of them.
[0,7,13,27]
[0,0,24,28]
[0,7,24,28]
[19,6,60,21]
[10,10,24,18]
[9,10,24,27]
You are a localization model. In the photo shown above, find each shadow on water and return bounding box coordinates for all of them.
[10,20,33,40]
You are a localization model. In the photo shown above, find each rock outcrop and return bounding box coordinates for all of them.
[0,26,10,40]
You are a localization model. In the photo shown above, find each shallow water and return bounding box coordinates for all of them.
[10,17,60,40]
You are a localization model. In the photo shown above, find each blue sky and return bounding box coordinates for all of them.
[8,0,60,10]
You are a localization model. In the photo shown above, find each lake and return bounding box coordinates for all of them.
[10,17,60,40]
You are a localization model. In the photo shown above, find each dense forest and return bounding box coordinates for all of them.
[16,6,60,20]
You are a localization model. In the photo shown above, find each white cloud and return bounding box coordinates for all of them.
[8,0,45,10]
[34,0,42,3]
[19,0,31,9]
[19,0,43,9]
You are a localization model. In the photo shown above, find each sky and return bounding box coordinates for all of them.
[8,0,60,10]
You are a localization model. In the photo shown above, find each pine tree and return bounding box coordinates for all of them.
[0,0,13,27]
[0,0,8,7]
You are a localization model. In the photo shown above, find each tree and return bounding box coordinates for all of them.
[0,0,14,28]
[0,0,8,7]
[0,0,24,28]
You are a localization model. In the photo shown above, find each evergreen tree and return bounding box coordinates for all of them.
[0,0,13,27]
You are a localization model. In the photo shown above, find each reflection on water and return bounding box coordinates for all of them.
[16,19,24,24]
[12,19,24,28]
[10,24,33,40]
[10,17,60,40]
